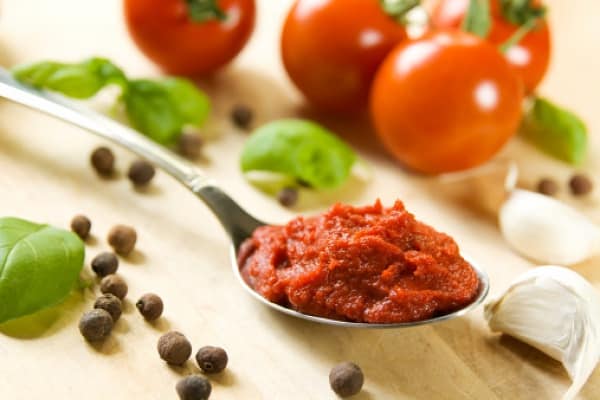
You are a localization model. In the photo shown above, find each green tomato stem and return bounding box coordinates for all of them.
[462,0,492,38]
[380,0,421,24]
[498,17,537,52]
[499,0,546,26]
[185,0,227,22]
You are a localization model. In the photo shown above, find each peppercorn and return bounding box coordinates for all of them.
[91,252,119,277]
[70,214,92,240]
[195,346,228,374]
[178,133,204,159]
[90,146,115,176]
[231,104,253,130]
[176,375,212,400]
[108,225,137,256]
[158,331,192,365]
[100,274,128,300]
[128,159,155,186]
[329,362,364,398]
[277,187,298,207]
[94,293,122,322]
[136,293,164,321]
[79,309,113,342]
[536,178,559,196]
[569,173,593,196]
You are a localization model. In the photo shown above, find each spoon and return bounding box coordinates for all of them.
[0,68,489,328]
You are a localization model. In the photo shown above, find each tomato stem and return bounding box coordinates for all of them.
[497,0,546,51]
[462,0,491,38]
[499,0,546,26]
[498,17,537,52]
[185,0,226,22]
[380,0,421,24]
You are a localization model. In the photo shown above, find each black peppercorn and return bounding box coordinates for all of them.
[79,309,113,342]
[70,215,91,240]
[100,274,128,300]
[277,187,298,207]
[231,104,253,130]
[329,362,364,398]
[178,133,204,159]
[94,293,122,321]
[569,173,593,196]
[195,346,228,374]
[536,178,559,196]
[108,225,137,256]
[158,331,192,365]
[91,252,119,277]
[90,146,115,176]
[136,293,164,321]
[128,159,155,186]
[176,375,212,400]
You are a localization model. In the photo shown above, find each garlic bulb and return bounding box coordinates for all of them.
[499,189,600,265]
[485,266,600,400]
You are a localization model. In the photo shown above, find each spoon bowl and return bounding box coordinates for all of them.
[0,68,490,329]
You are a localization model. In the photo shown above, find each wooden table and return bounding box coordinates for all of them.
[0,1,598,399]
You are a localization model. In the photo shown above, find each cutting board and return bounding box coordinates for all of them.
[0,0,598,399]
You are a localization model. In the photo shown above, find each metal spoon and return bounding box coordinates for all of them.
[0,68,489,328]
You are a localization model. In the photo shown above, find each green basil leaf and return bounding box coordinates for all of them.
[123,78,210,144]
[13,57,127,99]
[160,78,211,126]
[123,80,185,144]
[13,57,211,146]
[12,62,63,87]
[240,119,357,189]
[0,217,85,324]
[521,97,588,164]
[462,0,492,38]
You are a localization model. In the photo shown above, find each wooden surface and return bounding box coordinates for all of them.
[0,1,599,399]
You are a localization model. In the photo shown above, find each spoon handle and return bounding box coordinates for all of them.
[0,67,262,241]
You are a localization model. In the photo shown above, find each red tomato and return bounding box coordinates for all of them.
[124,0,255,76]
[430,0,551,93]
[281,0,407,112]
[370,31,524,174]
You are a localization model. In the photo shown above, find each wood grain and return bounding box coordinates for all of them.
[0,1,598,399]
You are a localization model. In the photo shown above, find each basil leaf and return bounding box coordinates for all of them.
[521,97,588,164]
[123,80,183,144]
[240,119,357,189]
[160,78,211,126]
[13,57,127,99]
[123,78,210,144]
[462,0,492,38]
[13,57,211,145]
[0,217,85,324]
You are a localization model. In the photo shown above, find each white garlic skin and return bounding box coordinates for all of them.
[499,189,600,265]
[485,266,600,400]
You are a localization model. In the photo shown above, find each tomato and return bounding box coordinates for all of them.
[281,0,407,112]
[370,31,524,174]
[430,0,551,93]
[124,0,255,76]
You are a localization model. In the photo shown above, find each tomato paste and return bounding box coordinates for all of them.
[238,201,479,323]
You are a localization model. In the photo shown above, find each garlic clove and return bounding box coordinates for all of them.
[436,159,518,217]
[485,266,600,400]
[499,189,600,265]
